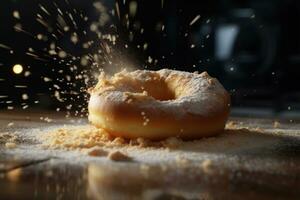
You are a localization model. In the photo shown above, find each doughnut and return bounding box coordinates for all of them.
[88,69,230,140]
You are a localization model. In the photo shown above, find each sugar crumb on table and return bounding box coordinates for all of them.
[175,155,190,166]
[111,137,126,146]
[86,147,108,157]
[108,151,131,161]
[7,122,14,127]
[201,159,214,174]
[5,142,17,149]
[226,121,239,129]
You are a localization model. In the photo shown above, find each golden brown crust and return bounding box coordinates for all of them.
[88,69,230,140]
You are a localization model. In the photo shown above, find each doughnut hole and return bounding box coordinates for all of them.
[115,76,176,101]
[140,80,176,101]
[108,70,198,101]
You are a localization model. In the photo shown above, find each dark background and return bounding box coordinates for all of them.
[0,0,300,118]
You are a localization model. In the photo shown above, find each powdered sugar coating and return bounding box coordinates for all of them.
[90,69,229,118]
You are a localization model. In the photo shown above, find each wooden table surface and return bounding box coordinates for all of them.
[0,110,300,200]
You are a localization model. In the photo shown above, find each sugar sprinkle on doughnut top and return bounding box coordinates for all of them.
[89,69,228,118]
